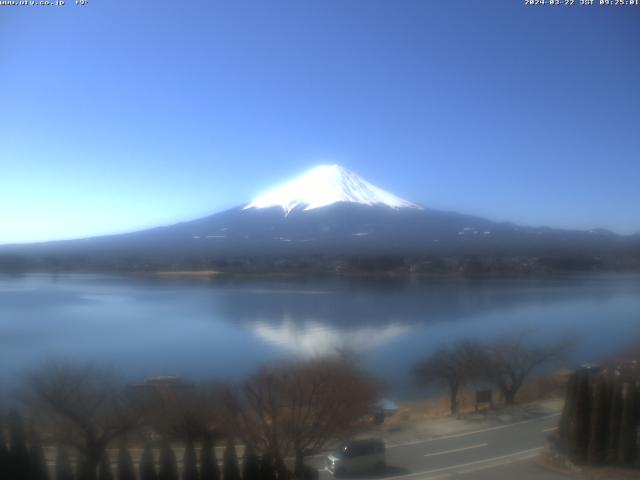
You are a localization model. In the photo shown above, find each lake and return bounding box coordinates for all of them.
[1,273,639,398]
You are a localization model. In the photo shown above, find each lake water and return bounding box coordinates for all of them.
[1,273,639,398]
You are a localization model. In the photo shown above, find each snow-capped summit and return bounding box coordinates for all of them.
[243,164,421,214]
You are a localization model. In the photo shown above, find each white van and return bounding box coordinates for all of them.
[326,439,386,476]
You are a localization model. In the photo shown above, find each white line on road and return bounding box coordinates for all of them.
[386,412,560,449]
[382,446,544,480]
[542,426,558,433]
[423,443,487,457]
[454,449,541,476]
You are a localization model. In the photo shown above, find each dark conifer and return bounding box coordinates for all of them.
[182,440,198,480]
[55,446,74,480]
[618,382,638,466]
[606,378,624,464]
[98,452,114,480]
[294,452,305,480]
[116,445,135,480]
[0,426,9,479]
[258,452,275,480]
[222,440,240,480]
[587,374,609,465]
[241,444,260,480]
[30,431,50,480]
[568,369,590,464]
[557,372,577,452]
[158,442,178,480]
[76,457,92,480]
[8,410,31,480]
[199,435,219,480]
[139,443,157,480]
[273,455,288,480]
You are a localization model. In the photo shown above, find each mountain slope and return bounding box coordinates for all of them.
[1,202,631,259]
[0,165,637,269]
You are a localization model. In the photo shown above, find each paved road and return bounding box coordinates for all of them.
[309,413,570,480]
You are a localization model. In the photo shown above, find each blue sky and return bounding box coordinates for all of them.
[1,0,639,244]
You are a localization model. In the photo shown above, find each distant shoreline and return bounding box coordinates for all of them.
[3,268,640,281]
[155,270,222,278]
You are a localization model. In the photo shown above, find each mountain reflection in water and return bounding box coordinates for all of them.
[0,274,639,398]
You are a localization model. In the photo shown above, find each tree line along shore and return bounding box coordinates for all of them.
[2,252,640,276]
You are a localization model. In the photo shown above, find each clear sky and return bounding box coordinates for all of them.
[1,0,639,244]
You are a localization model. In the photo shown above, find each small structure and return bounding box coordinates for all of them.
[373,398,399,424]
[475,389,493,412]
[128,375,193,402]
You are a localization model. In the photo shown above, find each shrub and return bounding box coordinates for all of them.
[606,378,623,464]
[182,439,198,480]
[97,452,114,480]
[8,411,31,480]
[199,435,219,480]
[222,440,240,480]
[618,382,638,466]
[139,442,157,480]
[55,446,74,480]
[117,445,136,480]
[241,444,260,480]
[568,369,590,464]
[158,442,178,480]
[587,375,609,465]
[30,431,50,480]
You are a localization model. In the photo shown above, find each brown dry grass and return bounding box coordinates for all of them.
[385,369,571,428]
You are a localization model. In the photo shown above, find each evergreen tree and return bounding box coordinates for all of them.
[0,425,9,480]
[30,431,50,480]
[273,455,288,480]
[55,446,74,480]
[606,378,624,464]
[222,440,240,480]
[618,382,638,466]
[568,369,590,464]
[8,410,31,480]
[294,452,305,480]
[241,445,260,480]
[139,443,157,480]
[158,442,178,480]
[116,445,135,480]
[258,452,275,480]
[182,440,198,480]
[77,456,98,480]
[199,435,219,480]
[587,375,609,465]
[557,372,577,452]
[98,452,114,480]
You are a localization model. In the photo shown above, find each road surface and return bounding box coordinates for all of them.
[309,413,569,480]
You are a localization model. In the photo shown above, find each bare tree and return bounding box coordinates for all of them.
[21,363,141,480]
[133,379,224,442]
[483,337,568,405]
[228,357,378,471]
[414,341,485,415]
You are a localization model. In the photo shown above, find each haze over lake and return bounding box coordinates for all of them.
[1,273,639,398]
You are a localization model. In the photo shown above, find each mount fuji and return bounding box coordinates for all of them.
[1,165,636,272]
[244,164,420,214]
